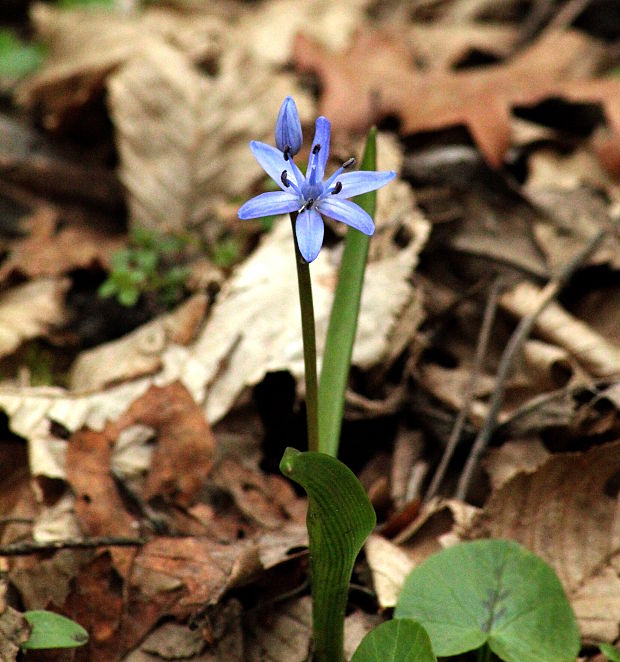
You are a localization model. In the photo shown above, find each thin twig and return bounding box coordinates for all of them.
[455,230,607,501]
[425,278,503,502]
[0,536,146,557]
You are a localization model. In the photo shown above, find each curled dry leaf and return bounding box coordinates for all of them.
[0,209,124,281]
[108,38,312,231]
[483,438,550,491]
[0,278,69,360]
[500,281,620,378]
[293,29,618,167]
[17,4,228,130]
[522,339,576,390]
[470,439,620,641]
[69,294,207,391]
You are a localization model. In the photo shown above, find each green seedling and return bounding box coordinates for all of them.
[22,610,88,650]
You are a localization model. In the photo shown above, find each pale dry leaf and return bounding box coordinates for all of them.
[343,610,383,660]
[571,566,620,642]
[365,533,415,609]
[239,0,371,66]
[483,438,550,491]
[193,216,423,423]
[245,596,311,662]
[522,339,576,390]
[108,38,313,231]
[32,492,81,543]
[69,294,207,391]
[17,4,228,129]
[0,278,69,359]
[470,439,620,641]
[500,281,620,378]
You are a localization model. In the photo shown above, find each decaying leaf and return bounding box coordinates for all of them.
[293,29,618,167]
[16,4,229,130]
[0,207,123,281]
[69,294,208,391]
[0,278,69,360]
[470,439,620,641]
[108,38,312,231]
[365,533,415,609]
[0,601,30,661]
[483,438,550,491]
[500,281,620,378]
[194,214,426,423]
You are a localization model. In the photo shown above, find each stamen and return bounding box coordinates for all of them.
[331,181,342,195]
[299,198,315,213]
[281,170,290,187]
[312,143,321,155]
[343,157,355,169]
[283,145,291,161]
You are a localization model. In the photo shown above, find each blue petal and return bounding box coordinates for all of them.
[316,198,374,235]
[295,208,324,262]
[275,96,303,156]
[249,141,292,191]
[309,117,331,183]
[329,170,396,198]
[238,191,299,219]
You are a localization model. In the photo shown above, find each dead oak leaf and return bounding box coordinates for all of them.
[0,208,124,281]
[293,29,616,167]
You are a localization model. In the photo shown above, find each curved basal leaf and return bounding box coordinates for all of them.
[22,610,88,650]
[351,619,436,662]
[395,539,579,662]
[280,448,376,662]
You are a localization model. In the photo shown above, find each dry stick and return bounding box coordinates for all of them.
[455,229,607,501]
[0,536,146,557]
[425,278,504,502]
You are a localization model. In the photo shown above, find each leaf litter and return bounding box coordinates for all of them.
[0,0,619,660]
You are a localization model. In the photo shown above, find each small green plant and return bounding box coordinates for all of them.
[601,643,620,662]
[0,29,44,81]
[99,228,190,308]
[22,610,88,650]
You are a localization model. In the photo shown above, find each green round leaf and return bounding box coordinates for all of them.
[395,539,579,662]
[351,619,436,662]
[22,610,88,650]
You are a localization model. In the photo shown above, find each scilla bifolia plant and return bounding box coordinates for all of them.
[239,99,580,662]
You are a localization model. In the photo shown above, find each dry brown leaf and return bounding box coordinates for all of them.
[17,4,228,130]
[108,38,312,231]
[0,278,69,360]
[470,439,620,641]
[522,339,576,390]
[245,596,312,662]
[67,383,214,537]
[293,29,617,167]
[500,281,620,378]
[69,294,207,391]
[0,599,30,661]
[0,208,124,281]
[483,438,550,491]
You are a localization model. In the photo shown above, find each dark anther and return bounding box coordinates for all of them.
[299,198,315,213]
[312,143,321,155]
[283,145,291,161]
[281,170,290,187]
[343,157,355,169]
[331,181,342,195]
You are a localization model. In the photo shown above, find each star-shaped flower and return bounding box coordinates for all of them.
[238,99,396,263]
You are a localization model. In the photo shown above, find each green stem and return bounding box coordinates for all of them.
[477,643,492,662]
[290,212,319,453]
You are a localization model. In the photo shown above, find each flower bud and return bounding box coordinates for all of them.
[275,96,303,156]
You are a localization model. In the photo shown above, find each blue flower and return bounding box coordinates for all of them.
[239,111,397,263]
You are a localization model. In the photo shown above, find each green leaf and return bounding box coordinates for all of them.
[395,539,579,662]
[97,278,118,298]
[318,127,377,457]
[22,610,88,650]
[280,448,376,662]
[601,643,620,662]
[351,619,436,662]
[118,286,140,307]
[0,30,44,80]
